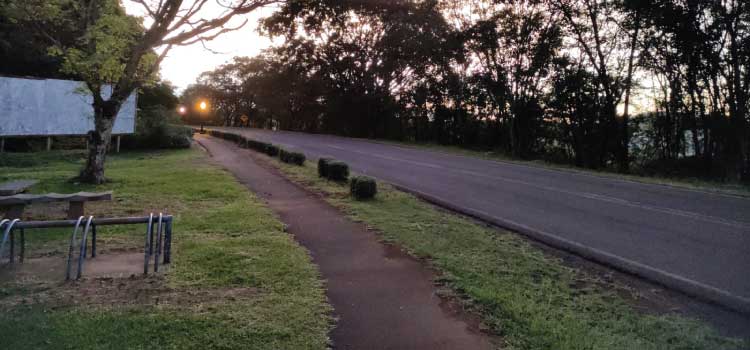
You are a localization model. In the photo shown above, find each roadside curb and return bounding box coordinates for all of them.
[389,183,750,316]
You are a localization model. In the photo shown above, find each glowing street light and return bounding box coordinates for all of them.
[178,106,187,115]
[197,100,209,133]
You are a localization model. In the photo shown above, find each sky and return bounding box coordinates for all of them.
[123,2,279,92]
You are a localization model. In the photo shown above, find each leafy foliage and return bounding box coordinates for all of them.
[122,106,192,149]
[350,175,377,200]
[279,149,306,165]
[317,157,333,178]
[196,0,749,182]
[264,144,279,157]
[325,161,349,182]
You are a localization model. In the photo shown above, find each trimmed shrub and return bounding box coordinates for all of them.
[279,148,289,161]
[265,144,279,157]
[280,149,306,166]
[168,127,193,148]
[350,176,377,200]
[121,106,192,149]
[248,139,269,152]
[326,161,349,182]
[290,152,306,165]
[239,136,249,148]
[318,157,334,177]
[224,133,238,142]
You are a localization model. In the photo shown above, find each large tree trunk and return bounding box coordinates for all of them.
[618,9,642,173]
[79,100,122,184]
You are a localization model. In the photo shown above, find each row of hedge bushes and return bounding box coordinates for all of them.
[318,157,349,181]
[207,129,376,200]
[350,176,377,200]
[123,124,193,150]
[280,149,306,165]
[207,129,300,163]
[318,157,377,200]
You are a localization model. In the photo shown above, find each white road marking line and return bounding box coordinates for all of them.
[326,143,748,229]
[454,169,749,229]
[327,145,445,169]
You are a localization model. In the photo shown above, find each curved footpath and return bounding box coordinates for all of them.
[197,134,495,350]
[208,127,750,316]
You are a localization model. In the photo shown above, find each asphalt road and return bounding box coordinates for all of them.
[210,127,750,314]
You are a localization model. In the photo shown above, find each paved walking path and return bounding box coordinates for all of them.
[197,134,495,350]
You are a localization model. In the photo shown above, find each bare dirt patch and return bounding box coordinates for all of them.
[0,252,145,284]
[1,252,258,313]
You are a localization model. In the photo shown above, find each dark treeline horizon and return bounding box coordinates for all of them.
[182,0,749,182]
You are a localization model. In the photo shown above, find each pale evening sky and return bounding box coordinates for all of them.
[123,2,279,92]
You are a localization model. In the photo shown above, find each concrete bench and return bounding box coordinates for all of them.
[0,191,113,219]
[0,180,38,196]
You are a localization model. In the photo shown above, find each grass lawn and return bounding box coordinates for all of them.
[261,152,747,350]
[0,148,331,349]
[375,139,750,197]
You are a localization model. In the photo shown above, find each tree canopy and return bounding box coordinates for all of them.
[2,0,278,183]
[190,0,749,181]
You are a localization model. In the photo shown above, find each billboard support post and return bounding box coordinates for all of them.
[46,137,52,151]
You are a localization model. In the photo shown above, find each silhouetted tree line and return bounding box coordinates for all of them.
[186,0,749,182]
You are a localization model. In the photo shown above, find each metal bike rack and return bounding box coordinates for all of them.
[65,216,86,280]
[65,216,96,280]
[143,213,168,275]
[1,214,174,280]
[0,218,22,264]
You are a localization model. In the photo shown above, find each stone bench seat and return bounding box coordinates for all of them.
[0,191,113,219]
[0,180,38,196]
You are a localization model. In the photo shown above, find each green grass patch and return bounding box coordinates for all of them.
[0,148,331,349]
[265,154,746,350]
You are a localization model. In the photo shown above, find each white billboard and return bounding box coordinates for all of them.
[0,76,136,136]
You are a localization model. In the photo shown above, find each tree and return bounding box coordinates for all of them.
[635,0,749,180]
[0,1,66,78]
[552,0,641,171]
[139,80,179,110]
[189,0,747,182]
[196,58,256,127]
[547,59,617,168]
[458,0,562,158]
[8,0,277,183]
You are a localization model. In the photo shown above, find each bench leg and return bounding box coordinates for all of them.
[68,202,84,219]
[9,230,14,264]
[163,219,172,264]
[20,228,25,263]
[2,204,25,220]
[91,224,97,258]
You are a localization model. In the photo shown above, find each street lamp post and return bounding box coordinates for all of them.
[198,100,208,133]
